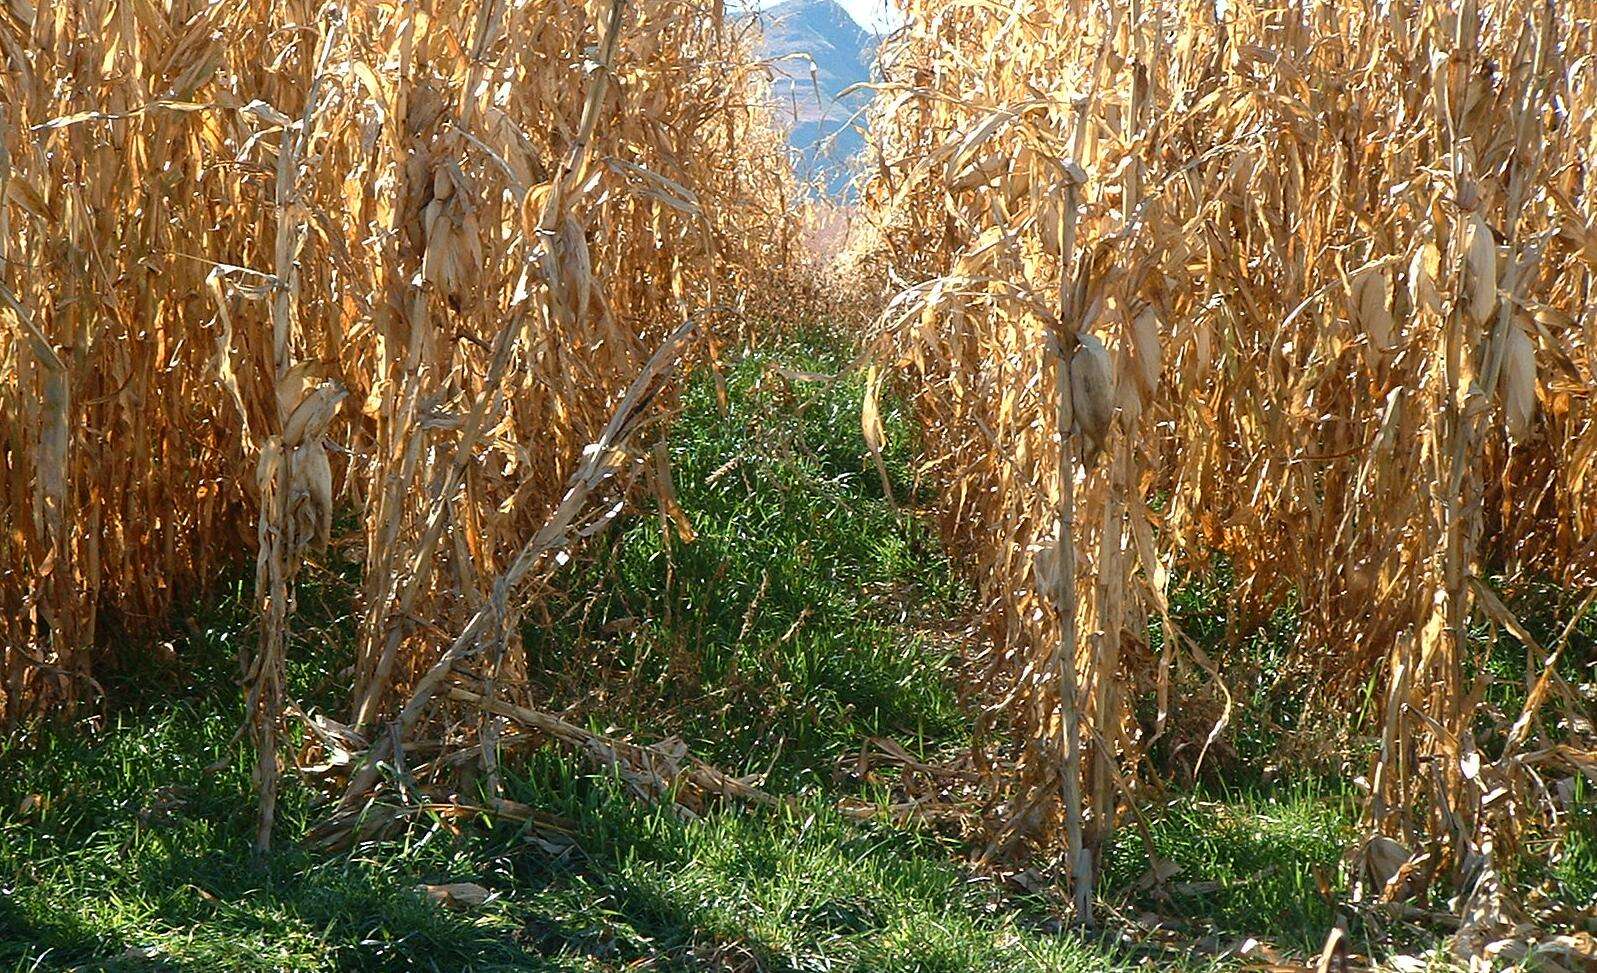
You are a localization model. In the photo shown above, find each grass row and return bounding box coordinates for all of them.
[6,330,1583,970]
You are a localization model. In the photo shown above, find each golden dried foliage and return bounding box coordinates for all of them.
[5,0,1597,944]
[0,0,799,844]
[854,0,1597,923]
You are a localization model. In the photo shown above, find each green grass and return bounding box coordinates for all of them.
[1,705,1330,973]
[1151,561,1311,778]
[1100,781,1356,953]
[523,330,968,788]
[0,326,1433,971]
[1550,774,1597,907]
[0,723,1235,972]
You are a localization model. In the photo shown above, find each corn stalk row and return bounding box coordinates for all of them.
[851,0,1597,937]
[0,0,800,849]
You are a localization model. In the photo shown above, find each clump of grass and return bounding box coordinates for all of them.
[1100,782,1359,954]
[1549,776,1597,909]
[1149,563,1314,783]
[0,606,529,971]
[1471,576,1597,724]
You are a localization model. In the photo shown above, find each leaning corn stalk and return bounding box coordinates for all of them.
[317,321,699,842]
[337,0,797,750]
[350,0,629,735]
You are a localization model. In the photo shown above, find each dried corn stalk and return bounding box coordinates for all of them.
[0,0,801,848]
[852,0,1597,935]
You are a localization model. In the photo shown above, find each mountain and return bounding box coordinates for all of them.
[756,0,877,195]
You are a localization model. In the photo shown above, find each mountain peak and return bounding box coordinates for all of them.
[757,0,878,195]
[763,0,871,40]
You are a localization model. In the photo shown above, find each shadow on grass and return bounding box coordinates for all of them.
[0,727,1128,972]
[0,731,790,971]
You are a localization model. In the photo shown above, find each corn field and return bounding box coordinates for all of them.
[0,0,799,845]
[851,0,1597,944]
[2,0,1595,961]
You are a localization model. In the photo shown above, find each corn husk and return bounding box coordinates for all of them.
[1070,332,1114,464]
[1465,212,1498,327]
[1409,242,1444,316]
[1352,264,1395,356]
[1499,321,1538,444]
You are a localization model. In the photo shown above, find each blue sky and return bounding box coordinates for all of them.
[745,0,905,35]
[832,0,903,33]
